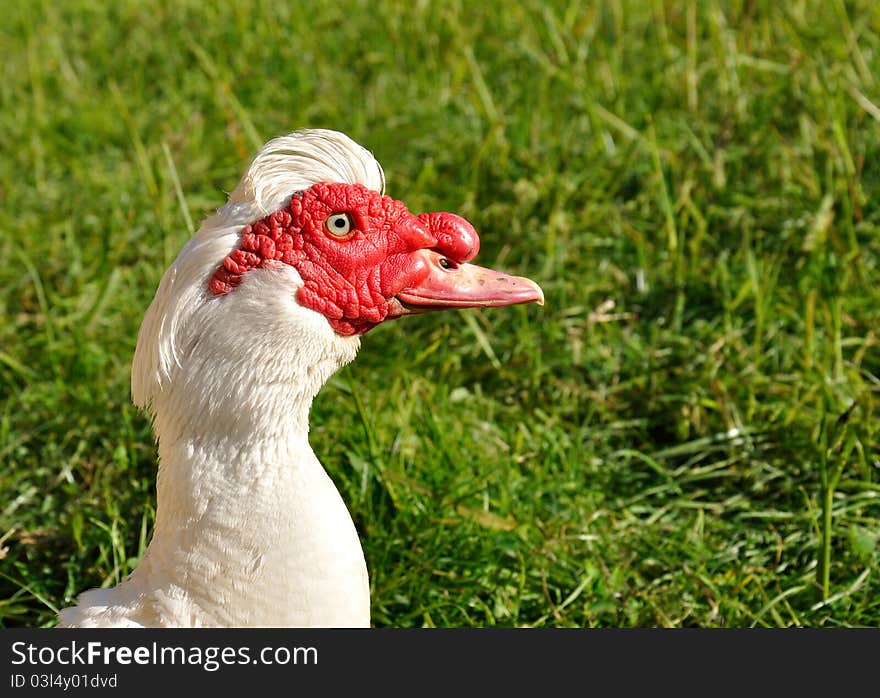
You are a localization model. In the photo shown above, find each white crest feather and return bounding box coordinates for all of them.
[131,129,385,411]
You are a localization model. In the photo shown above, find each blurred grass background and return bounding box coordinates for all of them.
[1,0,878,627]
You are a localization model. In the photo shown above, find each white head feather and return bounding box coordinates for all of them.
[130,129,386,412]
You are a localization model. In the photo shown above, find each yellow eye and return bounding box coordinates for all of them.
[325,212,353,238]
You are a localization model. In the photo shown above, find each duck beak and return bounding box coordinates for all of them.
[392,249,544,315]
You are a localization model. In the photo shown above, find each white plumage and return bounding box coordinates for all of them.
[61,130,377,627]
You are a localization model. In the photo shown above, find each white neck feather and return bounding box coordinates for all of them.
[130,268,367,627]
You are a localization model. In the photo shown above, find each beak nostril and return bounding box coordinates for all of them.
[438,257,458,271]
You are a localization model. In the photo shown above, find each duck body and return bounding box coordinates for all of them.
[59,129,542,627]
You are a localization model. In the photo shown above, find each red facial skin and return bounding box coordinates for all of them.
[209,182,478,335]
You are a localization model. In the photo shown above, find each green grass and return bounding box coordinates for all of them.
[1,0,878,627]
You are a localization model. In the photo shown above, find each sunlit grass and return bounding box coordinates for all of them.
[1,0,878,627]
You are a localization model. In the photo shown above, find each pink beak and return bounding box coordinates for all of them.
[392,249,544,315]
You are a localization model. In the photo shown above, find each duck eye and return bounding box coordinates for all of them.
[325,212,353,238]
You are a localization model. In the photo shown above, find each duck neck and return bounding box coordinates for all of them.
[131,279,368,625]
